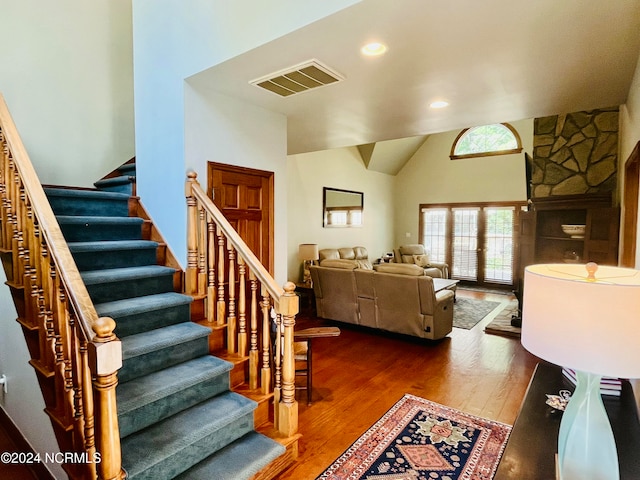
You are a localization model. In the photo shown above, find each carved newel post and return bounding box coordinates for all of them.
[90,317,125,480]
[277,282,299,437]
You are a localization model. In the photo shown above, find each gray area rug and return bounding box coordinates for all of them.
[453,297,502,330]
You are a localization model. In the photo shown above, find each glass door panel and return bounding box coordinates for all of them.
[452,208,479,281]
[421,208,448,263]
[484,207,515,284]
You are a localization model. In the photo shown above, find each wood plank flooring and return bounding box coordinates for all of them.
[277,288,539,479]
[0,408,42,480]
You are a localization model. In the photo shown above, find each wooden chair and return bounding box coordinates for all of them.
[294,327,341,405]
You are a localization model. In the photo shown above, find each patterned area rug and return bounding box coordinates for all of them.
[317,394,511,480]
[452,297,502,330]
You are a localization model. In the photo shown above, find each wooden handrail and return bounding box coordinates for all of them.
[186,172,283,304]
[0,93,123,480]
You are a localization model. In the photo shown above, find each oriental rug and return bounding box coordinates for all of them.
[317,394,511,480]
[452,297,502,330]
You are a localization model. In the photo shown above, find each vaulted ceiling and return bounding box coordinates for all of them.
[189,0,640,172]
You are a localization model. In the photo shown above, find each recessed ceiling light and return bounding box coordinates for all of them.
[430,100,449,109]
[361,42,387,56]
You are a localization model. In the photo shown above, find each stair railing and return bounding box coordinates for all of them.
[185,172,299,437]
[0,94,124,480]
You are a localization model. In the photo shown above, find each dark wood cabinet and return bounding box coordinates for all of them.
[516,193,620,284]
[494,362,640,480]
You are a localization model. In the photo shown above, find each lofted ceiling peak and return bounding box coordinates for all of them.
[357,135,428,175]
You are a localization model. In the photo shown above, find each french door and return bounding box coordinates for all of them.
[420,202,526,287]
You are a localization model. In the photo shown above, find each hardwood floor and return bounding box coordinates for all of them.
[277,288,539,479]
[0,408,42,480]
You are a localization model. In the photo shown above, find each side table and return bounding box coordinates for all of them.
[494,362,640,479]
[295,283,316,316]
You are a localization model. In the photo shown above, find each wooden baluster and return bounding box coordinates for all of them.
[12,170,24,285]
[90,317,124,480]
[198,206,207,293]
[0,131,10,250]
[272,307,281,427]
[77,335,98,480]
[185,172,199,295]
[206,218,216,323]
[216,227,226,325]
[276,282,299,437]
[237,257,247,356]
[249,273,259,390]
[227,245,236,354]
[260,289,272,395]
[49,269,70,425]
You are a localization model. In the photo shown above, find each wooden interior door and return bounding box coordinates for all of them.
[621,142,639,267]
[207,162,274,274]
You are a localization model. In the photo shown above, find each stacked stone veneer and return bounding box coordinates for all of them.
[532,107,618,198]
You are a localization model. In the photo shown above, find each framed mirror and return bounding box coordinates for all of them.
[323,187,364,227]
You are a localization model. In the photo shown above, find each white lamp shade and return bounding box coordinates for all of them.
[522,263,640,379]
[298,243,319,261]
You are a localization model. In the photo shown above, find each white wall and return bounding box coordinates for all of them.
[287,147,395,281]
[132,0,361,268]
[184,86,290,285]
[619,50,640,268]
[393,118,534,246]
[618,49,640,409]
[0,0,134,187]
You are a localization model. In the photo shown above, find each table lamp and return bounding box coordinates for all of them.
[521,263,640,480]
[299,243,319,287]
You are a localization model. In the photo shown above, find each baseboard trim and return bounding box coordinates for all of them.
[0,406,55,480]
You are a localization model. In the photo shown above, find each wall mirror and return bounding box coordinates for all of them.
[323,187,364,227]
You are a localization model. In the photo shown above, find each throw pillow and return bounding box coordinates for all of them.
[412,254,430,267]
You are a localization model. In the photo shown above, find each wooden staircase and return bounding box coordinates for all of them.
[0,93,300,479]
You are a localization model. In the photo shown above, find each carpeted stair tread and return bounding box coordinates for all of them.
[118,322,211,383]
[44,187,130,201]
[95,292,192,320]
[121,322,210,359]
[56,215,142,226]
[174,431,285,480]
[83,266,178,305]
[56,215,144,241]
[117,356,233,438]
[120,392,258,480]
[45,187,130,216]
[82,265,176,286]
[118,162,136,175]
[118,355,232,415]
[94,175,135,188]
[68,240,158,253]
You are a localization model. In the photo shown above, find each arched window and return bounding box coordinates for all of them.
[450,123,522,160]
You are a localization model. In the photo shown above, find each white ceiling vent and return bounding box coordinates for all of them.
[250,60,344,97]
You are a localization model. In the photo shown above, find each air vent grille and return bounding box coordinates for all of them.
[250,60,344,97]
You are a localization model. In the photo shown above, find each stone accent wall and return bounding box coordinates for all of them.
[532,107,618,198]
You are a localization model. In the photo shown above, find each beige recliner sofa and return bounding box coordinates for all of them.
[310,249,454,340]
[394,244,449,278]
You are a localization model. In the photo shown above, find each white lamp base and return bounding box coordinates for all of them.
[557,370,619,480]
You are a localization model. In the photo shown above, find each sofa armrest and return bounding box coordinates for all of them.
[428,261,449,279]
[435,289,455,305]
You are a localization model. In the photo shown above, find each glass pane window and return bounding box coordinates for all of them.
[421,208,447,263]
[451,123,522,159]
[452,208,478,280]
[484,207,514,284]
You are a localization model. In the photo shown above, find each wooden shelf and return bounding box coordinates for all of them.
[516,193,619,286]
